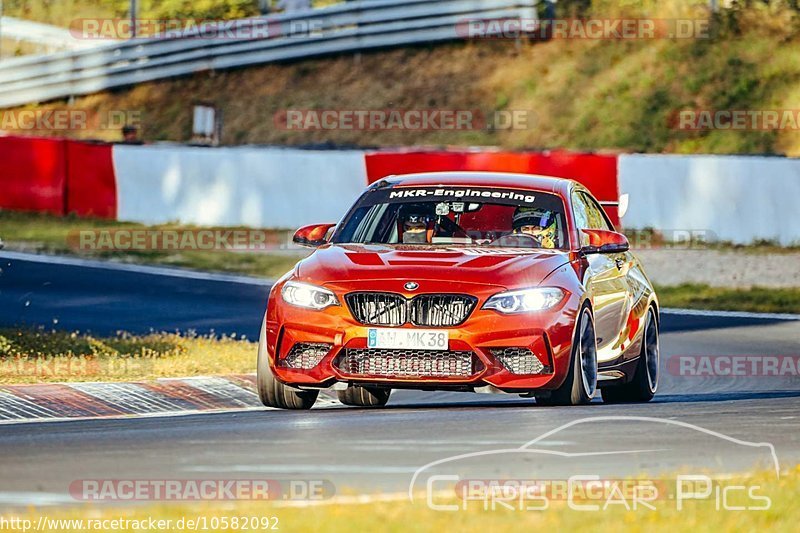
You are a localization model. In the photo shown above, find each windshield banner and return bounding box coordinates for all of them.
[362,186,541,207]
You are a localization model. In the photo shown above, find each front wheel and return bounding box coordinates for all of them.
[256,321,318,410]
[602,306,659,404]
[536,305,597,406]
[337,385,391,407]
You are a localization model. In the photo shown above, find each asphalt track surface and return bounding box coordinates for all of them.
[0,252,799,505]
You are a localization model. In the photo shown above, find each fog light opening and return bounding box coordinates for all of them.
[490,347,549,375]
[281,342,333,369]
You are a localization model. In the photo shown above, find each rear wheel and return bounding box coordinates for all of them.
[536,305,597,406]
[256,322,318,410]
[337,385,391,407]
[601,306,659,404]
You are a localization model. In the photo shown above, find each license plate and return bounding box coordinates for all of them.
[367,328,449,351]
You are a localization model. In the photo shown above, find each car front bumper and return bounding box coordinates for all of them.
[265,283,582,393]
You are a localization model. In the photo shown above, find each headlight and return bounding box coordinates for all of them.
[281,281,339,310]
[483,287,565,314]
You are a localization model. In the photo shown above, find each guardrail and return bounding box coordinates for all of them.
[0,0,538,109]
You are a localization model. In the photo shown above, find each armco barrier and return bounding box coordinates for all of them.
[0,136,67,215]
[365,149,620,225]
[619,154,800,246]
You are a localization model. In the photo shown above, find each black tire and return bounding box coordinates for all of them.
[337,385,391,407]
[536,305,597,406]
[601,306,659,404]
[256,322,318,410]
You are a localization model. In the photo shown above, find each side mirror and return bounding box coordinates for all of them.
[293,223,336,248]
[581,229,630,254]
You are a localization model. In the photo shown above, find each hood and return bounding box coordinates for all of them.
[296,244,570,290]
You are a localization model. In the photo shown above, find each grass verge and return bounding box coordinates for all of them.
[5,467,799,532]
[0,210,305,278]
[655,283,800,315]
[0,329,256,384]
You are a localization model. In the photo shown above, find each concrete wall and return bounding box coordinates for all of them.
[113,145,368,227]
[619,154,800,245]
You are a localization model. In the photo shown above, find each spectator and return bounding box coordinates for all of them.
[121,124,141,143]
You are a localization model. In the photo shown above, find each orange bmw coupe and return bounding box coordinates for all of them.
[257,172,659,408]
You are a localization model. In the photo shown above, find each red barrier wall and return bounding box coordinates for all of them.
[0,136,67,215]
[66,141,116,218]
[364,151,470,181]
[0,136,117,219]
[365,149,620,225]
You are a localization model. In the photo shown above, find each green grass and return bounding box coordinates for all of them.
[7,466,800,532]
[0,328,256,384]
[656,283,800,314]
[0,210,305,278]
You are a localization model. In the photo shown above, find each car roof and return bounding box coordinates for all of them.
[376,171,575,196]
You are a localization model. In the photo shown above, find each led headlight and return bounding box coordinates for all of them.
[483,287,565,314]
[281,281,339,310]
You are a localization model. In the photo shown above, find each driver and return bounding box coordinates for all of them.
[511,207,558,249]
[399,205,434,244]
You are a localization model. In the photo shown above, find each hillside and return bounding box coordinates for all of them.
[1,0,340,29]
[3,1,800,155]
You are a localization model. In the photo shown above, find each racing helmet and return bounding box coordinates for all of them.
[511,207,558,248]
[399,204,434,244]
[512,207,555,229]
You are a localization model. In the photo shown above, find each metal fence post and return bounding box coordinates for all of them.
[130,0,138,38]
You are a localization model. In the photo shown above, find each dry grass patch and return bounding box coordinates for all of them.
[0,328,256,384]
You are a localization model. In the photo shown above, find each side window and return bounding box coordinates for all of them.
[571,191,590,246]
[581,192,613,231]
[572,190,612,247]
[572,191,590,230]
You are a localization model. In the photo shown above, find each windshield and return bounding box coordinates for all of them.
[332,185,568,249]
